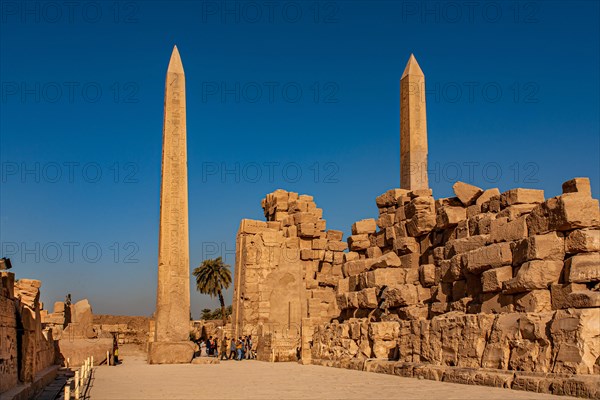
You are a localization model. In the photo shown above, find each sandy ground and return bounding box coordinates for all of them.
[89,353,577,400]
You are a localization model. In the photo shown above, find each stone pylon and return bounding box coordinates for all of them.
[148,46,194,364]
[400,54,429,190]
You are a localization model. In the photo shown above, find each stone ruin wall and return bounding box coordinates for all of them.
[232,190,346,361]
[0,274,56,394]
[234,178,600,397]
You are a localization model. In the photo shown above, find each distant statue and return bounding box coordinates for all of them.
[65,293,72,306]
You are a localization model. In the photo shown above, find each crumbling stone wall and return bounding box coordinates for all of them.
[0,274,57,395]
[232,189,346,361]
[308,177,599,397]
[234,178,599,396]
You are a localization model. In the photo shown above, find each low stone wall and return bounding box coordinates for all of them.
[311,358,600,399]
[93,314,150,345]
[312,309,599,374]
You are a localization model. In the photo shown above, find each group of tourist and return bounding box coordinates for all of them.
[197,335,255,360]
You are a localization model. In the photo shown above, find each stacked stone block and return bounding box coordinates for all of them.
[310,177,599,398]
[232,189,348,361]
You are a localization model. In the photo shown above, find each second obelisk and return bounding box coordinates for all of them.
[148,46,195,364]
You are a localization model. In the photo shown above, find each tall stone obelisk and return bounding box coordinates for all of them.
[148,46,195,364]
[400,54,429,190]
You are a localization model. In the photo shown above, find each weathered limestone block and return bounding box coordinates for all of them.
[344,251,359,262]
[239,219,269,234]
[444,234,489,259]
[327,230,344,241]
[480,292,514,314]
[557,287,600,308]
[436,206,467,229]
[550,308,600,374]
[453,181,483,206]
[475,188,501,207]
[405,197,436,236]
[377,213,395,229]
[372,252,402,269]
[481,313,520,369]
[514,290,552,312]
[366,247,382,259]
[352,219,377,235]
[562,177,592,196]
[369,321,400,341]
[512,232,565,266]
[489,216,528,243]
[481,265,513,293]
[376,189,409,208]
[399,253,420,270]
[357,288,378,308]
[565,229,600,254]
[527,194,600,235]
[342,259,373,277]
[500,188,545,207]
[397,304,429,321]
[363,268,406,288]
[393,237,419,254]
[419,264,437,287]
[439,256,463,283]
[298,222,319,238]
[384,285,419,307]
[463,243,512,275]
[503,260,564,294]
[312,238,327,250]
[496,203,537,221]
[551,283,587,309]
[509,313,553,372]
[348,234,370,251]
[564,253,600,283]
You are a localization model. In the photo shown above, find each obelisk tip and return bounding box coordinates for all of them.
[167,45,184,73]
[401,53,424,79]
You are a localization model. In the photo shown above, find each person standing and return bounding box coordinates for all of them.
[236,337,243,361]
[229,338,236,360]
[214,337,219,358]
[220,337,228,360]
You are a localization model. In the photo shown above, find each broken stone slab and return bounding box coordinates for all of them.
[376,189,409,208]
[444,234,490,259]
[565,229,600,254]
[564,252,600,283]
[514,290,552,313]
[463,242,512,275]
[371,251,402,269]
[512,232,565,266]
[562,177,592,196]
[436,206,467,229]
[384,285,419,307]
[527,194,600,235]
[352,219,377,235]
[481,265,513,293]
[476,188,501,207]
[348,234,370,251]
[452,181,483,206]
[500,188,545,207]
[489,216,528,243]
[503,260,563,294]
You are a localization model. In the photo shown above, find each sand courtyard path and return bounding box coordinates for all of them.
[88,354,577,400]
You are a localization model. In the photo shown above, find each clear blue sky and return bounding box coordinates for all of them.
[1,1,598,318]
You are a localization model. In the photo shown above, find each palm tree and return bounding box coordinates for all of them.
[193,257,232,327]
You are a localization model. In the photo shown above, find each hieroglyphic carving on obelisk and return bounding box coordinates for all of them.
[148,46,194,364]
[400,54,429,190]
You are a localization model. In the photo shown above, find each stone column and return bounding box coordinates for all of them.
[148,46,194,364]
[400,54,429,190]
